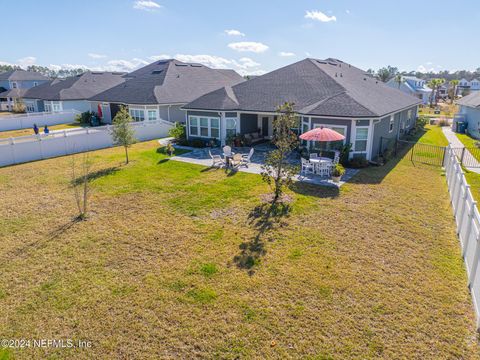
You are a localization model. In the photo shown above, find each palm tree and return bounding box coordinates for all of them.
[450,79,459,103]
[427,78,445,107]
[394,74,403,88]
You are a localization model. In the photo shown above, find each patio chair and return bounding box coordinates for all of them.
[209,150,225,168]
[231,153,243,168]
[316,161,332,177]
[223,145,233,157]
[301,158,315,175]
[241,148,254,167]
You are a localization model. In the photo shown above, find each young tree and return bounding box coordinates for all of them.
[427,78,445,107]
[261,102,300,202]
[450,79,459,103]
[394,74,403,88]
[111,106,137,164]
[71,153,91,220]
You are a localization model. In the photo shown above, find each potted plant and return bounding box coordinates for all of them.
[332,163,345,183]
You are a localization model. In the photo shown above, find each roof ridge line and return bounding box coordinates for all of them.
[299,91,347,114]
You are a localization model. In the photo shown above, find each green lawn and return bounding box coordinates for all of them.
[417,124,450,146]
[0,141,478,359]
[0,123,84,139]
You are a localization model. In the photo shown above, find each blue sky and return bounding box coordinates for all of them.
[2,0,480,75]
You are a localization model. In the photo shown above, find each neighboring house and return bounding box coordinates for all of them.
[456,92,480,138]
[0,69,49,111]
[386,76,432,105]
[23,71,127,113]
[89,59,244,124]
[470,79,480,91]
[458,78,471,96]
[184,58,421,161]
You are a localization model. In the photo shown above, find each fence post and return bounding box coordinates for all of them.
[458,185,470,236]
[410,143,414,162]
[461,147,466,166]
[441,147,446,168]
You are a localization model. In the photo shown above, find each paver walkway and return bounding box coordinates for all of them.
[442,126,480,174]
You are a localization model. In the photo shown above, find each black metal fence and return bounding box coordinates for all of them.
[379,137,480,168]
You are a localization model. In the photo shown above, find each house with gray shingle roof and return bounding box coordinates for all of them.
[183,58,421,160]
[386,76,432,105]
[0,69,50,111]
[456,92,480,139]
[23,71,127,113]
[89,59,244,124]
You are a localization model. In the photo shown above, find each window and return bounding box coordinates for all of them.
[26,102,35,112]
[210,118,219,138]
[52,102,61,112]
[33,82,38,87]
[189,116,221,139]
[226,118,237,137]
[389,116,394,133]
[44,102,51,112]
[189,117,198,135]
[200,117,209,137]
[129,109,145,122]
[147,110,157,121]
[11,82,17,89]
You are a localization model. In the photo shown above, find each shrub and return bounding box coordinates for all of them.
[75,111,95,125]
[340,143,352,166]
[332,163,345,177]
[166,143,175,156]
[349,156,369,168]
[437,118,449,127]
[416,116,428,130]
[168,122,186,142]
[12,100,26,113]
[190,139,206,148]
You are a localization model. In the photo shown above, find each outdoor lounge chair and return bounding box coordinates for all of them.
[231,153,243,168]
[241,148,254,167]
[209,150,225,168]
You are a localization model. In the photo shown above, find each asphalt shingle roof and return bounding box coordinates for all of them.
[0,88,29,98]
[457,92,480,108]
[90,59,245,105]
[23,71,127,101]
[185,58,421,118]
[0,69,49,81]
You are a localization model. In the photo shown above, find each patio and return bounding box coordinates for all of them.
[170,142,358,187]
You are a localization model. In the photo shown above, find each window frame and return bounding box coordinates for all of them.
[188,115,221,139]
[389,115,394,133]
[225,117,237,138]
[129,108,145,122]
[147,109,157,121]
[354,127,369,153]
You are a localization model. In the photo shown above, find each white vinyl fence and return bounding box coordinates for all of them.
[0,110,80,131]
[444,145,480,329]
[0,120,173,167]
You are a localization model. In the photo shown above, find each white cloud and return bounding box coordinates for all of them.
[105,58,149,71]
[133,0,162,11]
[225,29,245,37]
[18,56,37,67]
[149,54,171,61]
[88,53,107,59]
[228,41,269,53]
[172,54,264,76]
[279,51,295,57]
[305,10,337,22]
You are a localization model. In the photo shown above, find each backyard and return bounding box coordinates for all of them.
[0,140,479,358]
[0,123,83,139]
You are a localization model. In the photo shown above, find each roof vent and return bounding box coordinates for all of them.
[340,73,343,77]
[91,72,103,75]
[152,70,163,74]
[157,60,169,64]
[364,78,367,81]
[191,64,203,67]
[175,63,188,67]
[316,60,327,64]
[335,73,338,77]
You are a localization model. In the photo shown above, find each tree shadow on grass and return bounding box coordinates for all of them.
[71,166,120,186]
[233,198,291,276]
[48,216,82,241]
[289,182,339,199]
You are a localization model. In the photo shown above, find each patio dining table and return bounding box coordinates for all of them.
[309,157,333,176]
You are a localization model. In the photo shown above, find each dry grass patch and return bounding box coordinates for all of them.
[0,141,478,359]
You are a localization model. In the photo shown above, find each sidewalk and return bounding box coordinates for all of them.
[442,126,480,174]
